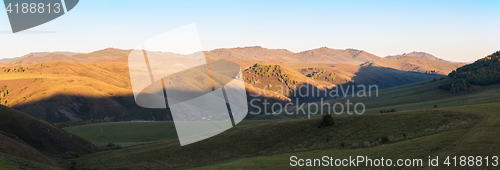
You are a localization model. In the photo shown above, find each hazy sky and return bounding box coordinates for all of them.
[0,0,499,62]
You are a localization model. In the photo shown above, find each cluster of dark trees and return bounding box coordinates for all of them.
[247,63,298,85]
[380,109,396,113]
[325,73,337,81]
[439,51,500,92]
[307,69,325,79]
[3,66,26,73]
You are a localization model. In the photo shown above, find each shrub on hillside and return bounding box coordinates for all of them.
[64,151,80,159]
[325,73,336,81]
[104,142,123,151]
[380,109,396,113]
[381,136,389,144]
[307,69,325,79]
[318,113,335,128]
[247,63,298,85]
[106,142,115,147]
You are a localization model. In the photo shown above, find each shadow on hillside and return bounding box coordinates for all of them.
[342,66,444,91]
[9,66,444,123]
[12,94,170,123]
[11,88,288,123]
[287,66,444,101]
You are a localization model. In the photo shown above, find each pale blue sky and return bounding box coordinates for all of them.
[0,0,499,62]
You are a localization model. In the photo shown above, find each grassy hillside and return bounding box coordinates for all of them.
[0,153,61,170]
[64,120,276,147]
[72,48,131,59]
[65,122,178,147]
[69,109,479,169]
[0,104,99,155]
[0,63,13,67]
[0,62,149,123]
[0,55,449,123]
[0,52,80,63]
[196,101,500,169]
[262,76,500,120]
[11,54,81,65]
[0,104,100,169]
[0,61,293,123]
[0,133,60,169]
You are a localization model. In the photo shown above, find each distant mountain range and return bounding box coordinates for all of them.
[0,51,80,63]
[3,48,130,65]
[2,46,462,65]
[205,46,381,65]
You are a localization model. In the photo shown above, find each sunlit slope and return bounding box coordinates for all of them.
[0,61,292,123]
[0,61,147,123]
[0,58,448,122]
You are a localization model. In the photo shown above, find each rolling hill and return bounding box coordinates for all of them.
[205,46,381,65]
[0,60,440,122]
[0,104,99,169]
[0,63,12,67]
[361,55,466,75]
[0,61,163,123]
[0,52,80,63]
[9,48,131,65]
[291,47,381,65]
[204,46,293,61]
[0,61,289,123]
[0,47,467,123]
[242,61,444,97]
[385,51,450,62]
